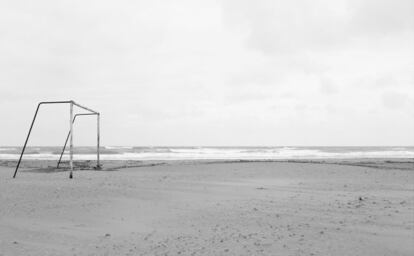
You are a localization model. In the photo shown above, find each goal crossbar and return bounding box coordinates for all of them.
[13,100,100,179]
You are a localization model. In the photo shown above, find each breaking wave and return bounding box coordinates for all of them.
[0,146,413,160]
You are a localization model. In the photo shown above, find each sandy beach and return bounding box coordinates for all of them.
[0,159,413,255]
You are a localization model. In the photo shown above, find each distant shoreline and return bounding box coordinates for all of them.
[1,146,413,161]
[1,158,413,172]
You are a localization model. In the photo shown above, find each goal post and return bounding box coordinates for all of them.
[56,113,99,169]
[13,100,101,179]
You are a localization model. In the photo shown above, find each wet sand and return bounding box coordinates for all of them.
[0,159,413,255]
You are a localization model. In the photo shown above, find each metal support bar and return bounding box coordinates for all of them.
[72,101,99,114]
[97,113,101,169]
[56,113,98,168]
[69,102,74,179]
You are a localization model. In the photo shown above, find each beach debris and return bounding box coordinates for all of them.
[13,241,18,244]
[159,176,168,182]
[256,187,267,190]
[359,196,363,201]
[105,233,111,237]
[93,165,102,170]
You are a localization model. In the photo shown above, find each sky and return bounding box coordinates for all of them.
[0,0,413,146]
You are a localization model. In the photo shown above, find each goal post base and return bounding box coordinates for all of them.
[94,165,103,170]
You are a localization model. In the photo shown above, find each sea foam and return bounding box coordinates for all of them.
[0,146,413,160]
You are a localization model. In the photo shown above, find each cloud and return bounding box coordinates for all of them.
[381,91,409,110]
[319,76,338,94]
[350,0,414,36]
[222,0,414,54]
[0,0,413,146]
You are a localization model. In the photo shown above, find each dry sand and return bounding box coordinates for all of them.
[0,159,413,255]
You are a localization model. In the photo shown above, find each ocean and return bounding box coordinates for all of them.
[0,146,413,161]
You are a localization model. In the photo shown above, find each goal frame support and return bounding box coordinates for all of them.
[12,100,100,179]
[56,113,100,169]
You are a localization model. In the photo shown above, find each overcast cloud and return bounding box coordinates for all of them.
[0,0,413,146]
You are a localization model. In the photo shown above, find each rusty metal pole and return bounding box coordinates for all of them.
[57,130,71,168]
[97,113,101,169]
[69,102,74,179]
[13,103,42,178]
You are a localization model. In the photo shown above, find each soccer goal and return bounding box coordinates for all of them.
[13,100,101,179]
